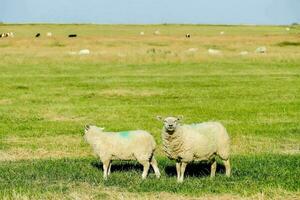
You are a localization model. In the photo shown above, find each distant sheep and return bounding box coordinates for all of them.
[0,33,7,38]
[78,49,90,55]
[68,34,77,38]
[154,30,160,35]
[208,48,221,55]
[47,32,52,37]
[239,51,249,56]
[0,32,14,38]
[255,46,267,53]
[84,125,161,180]
[157,116,231,182]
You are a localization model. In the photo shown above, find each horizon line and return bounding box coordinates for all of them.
[0,22,297,27]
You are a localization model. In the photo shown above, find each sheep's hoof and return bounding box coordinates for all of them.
[177,179,183,183]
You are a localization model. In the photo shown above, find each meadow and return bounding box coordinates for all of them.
[0,24,300,199]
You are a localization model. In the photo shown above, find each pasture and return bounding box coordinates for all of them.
[0,24,300,199]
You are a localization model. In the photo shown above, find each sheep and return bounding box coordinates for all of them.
[78,49,90,55]
[185,34,191,38]
[208,48,221,55]
[157,116,231,182]
[83,125,161,180]
[255,46,267,53]
[0,32,9,38]
[154,30,160,35]
[239,51,249,56]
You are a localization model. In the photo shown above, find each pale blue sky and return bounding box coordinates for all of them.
[1,0,300,25]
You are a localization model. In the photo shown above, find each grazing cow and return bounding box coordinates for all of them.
[35,33,41,38]
[185,34,191,38]
[68,34,77,38]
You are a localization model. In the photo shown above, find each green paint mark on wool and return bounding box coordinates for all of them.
[119,131,130,138]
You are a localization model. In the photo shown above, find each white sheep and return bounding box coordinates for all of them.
[157,116,231,182]
[208,48,221,55]
[255,46,267,53]
[83,125,160,180]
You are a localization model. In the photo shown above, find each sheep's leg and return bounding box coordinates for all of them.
[150,157,161,178]
[102,160,110,180]
[178,162,187,183]
[223,159,231,177]
[176,162,181,181]
[210,160,217,178]
[141,161,150,179]
[107,161,112,176]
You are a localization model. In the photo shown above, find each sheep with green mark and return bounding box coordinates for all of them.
[157,116,231,183]
[83,125,160,180]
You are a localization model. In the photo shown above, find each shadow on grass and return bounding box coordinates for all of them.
[164,162,225,177]
[91,159,225,178]
[91,160,143,173]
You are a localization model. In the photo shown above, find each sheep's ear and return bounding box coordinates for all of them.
[156,116,163,121]
[177,115,183,121]
[84,125,90,131]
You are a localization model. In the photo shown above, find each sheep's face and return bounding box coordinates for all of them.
[157,116,182,133]
[83,125,105,141]
[83,125,91,141]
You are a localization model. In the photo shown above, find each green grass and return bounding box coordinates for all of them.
[0,24,300,199]
[1,155,299,198]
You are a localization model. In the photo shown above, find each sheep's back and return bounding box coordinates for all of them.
[185,122,230,160]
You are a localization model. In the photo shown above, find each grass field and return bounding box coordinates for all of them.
[0,24,300,199]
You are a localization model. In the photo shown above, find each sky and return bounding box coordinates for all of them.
[1,0,300,25]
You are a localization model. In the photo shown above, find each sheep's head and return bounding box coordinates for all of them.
[157,116,182,133]
[83,125,104,138]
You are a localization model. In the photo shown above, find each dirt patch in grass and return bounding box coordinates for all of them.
[1,134,299,161]
[42,111,86,122]
[0,135,91,161]
[232,135,300,155]
[0,99,12,105]
[99,89,162,97]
